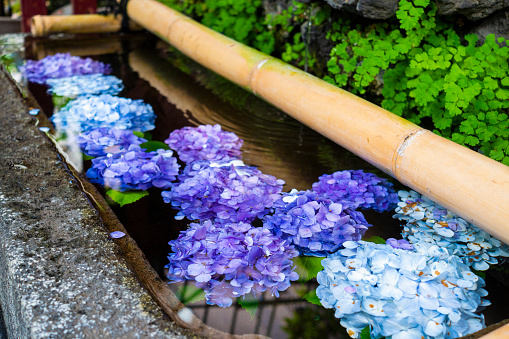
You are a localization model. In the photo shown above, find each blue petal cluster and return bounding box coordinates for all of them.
[46,74,124,98]
[165,124,243,163]
[166,220,299,307]
[161,160,284,222]
[312,170,399,212]
[86,145,179,191]
[394,190,509,271]
[20,53,111,84]
[263,189,372,256]
[77,128,147,157]
[50,94,156,133]
[316,241,489,339]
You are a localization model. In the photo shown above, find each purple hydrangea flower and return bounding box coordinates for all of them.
[263,189,372,256]
[77,128,147,157]
[50,94,156,133]
[20,53,111,84]
[316,241,489,339]
[394,190,509,271]
[165,124,243,163]
[86,144,179,191]
[46,74,124,97]
[386,238,413,250]
[161,160,284,223]
[312,170,399,212]
[166,220,299,307]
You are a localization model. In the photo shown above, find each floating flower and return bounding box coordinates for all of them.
[394,190,509,271]
[50,94,156,133]
[316,241,489,339]
[86,144,179,191]
[166,220,299,307]
[77,128,147,157]
[161,160,284,222]
[312,170,399,212]
[386,238,413,250]
[46,74,124,97]
[20,53,111,84]
[263,189,372,256]
[165,124,243,163]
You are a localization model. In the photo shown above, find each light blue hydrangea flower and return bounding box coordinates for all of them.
[316,241,489,339]
[46,74,124,98]
[394,190,509,271]
[50,94,156,133]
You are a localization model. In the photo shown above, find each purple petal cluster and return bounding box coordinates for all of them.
[161,160,284,222]
[20,53,111,84]
[50,94,156,133]
[86,144,179,191]
[394,190,509,271]
[165,124,243,163]
[46,74,124,97]
[166,220,299,307]
[316,241,489,339]
[77,128,147,157]
[263,189,372,256]
[386,238,413,250]
[312,170,399,212]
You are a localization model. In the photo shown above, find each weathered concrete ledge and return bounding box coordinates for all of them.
[0,67,191,338]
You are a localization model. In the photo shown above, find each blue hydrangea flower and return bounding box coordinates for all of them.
[77,128,147,157]
[263,189,372,256]
[312,170,399,212]
[50,94,156,133]
[394,190,509,271]
[386,238,413,250]
[161,160,284,223]
[165,124,243,163]
[46,74,124,97]
[316,241,489,339]
[20,53,111,84]
[86,144,179,191]
[166,220,299,307]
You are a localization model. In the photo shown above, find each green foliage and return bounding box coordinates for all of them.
[176,284,206,304]
[292,256,323,282]
[157,0,275,54]
[364,235,386,244]
[106,189,149,207]
[139,140,170,152]
[238,296,259,319]
[302,289,322,306]
[325,0,509,165]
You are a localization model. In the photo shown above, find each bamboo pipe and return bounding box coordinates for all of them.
[30,14,142,37]
[124,0,509,242]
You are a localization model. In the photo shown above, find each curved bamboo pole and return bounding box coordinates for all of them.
[124,0,509,242]
[30,14,142,37]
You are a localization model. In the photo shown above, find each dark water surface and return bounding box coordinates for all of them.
[21,34,509,338]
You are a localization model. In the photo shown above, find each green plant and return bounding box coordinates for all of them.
[325,0,509,165]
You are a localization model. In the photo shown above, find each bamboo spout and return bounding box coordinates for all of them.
[30,14,142,37]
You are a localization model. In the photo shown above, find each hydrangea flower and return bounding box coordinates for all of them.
[316,241,489,339]
[46,74,124,97]
[86,144,179,191]
[386,238,413,250]
[165,124,243,163]
[263,189,372,256]
[50,94,156,133]
[161,160,284,222]
[77,128,147,157]
[394,190,509,271]
[20,53,111,84]
[166,220,299,307]
[312,170,399,212]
